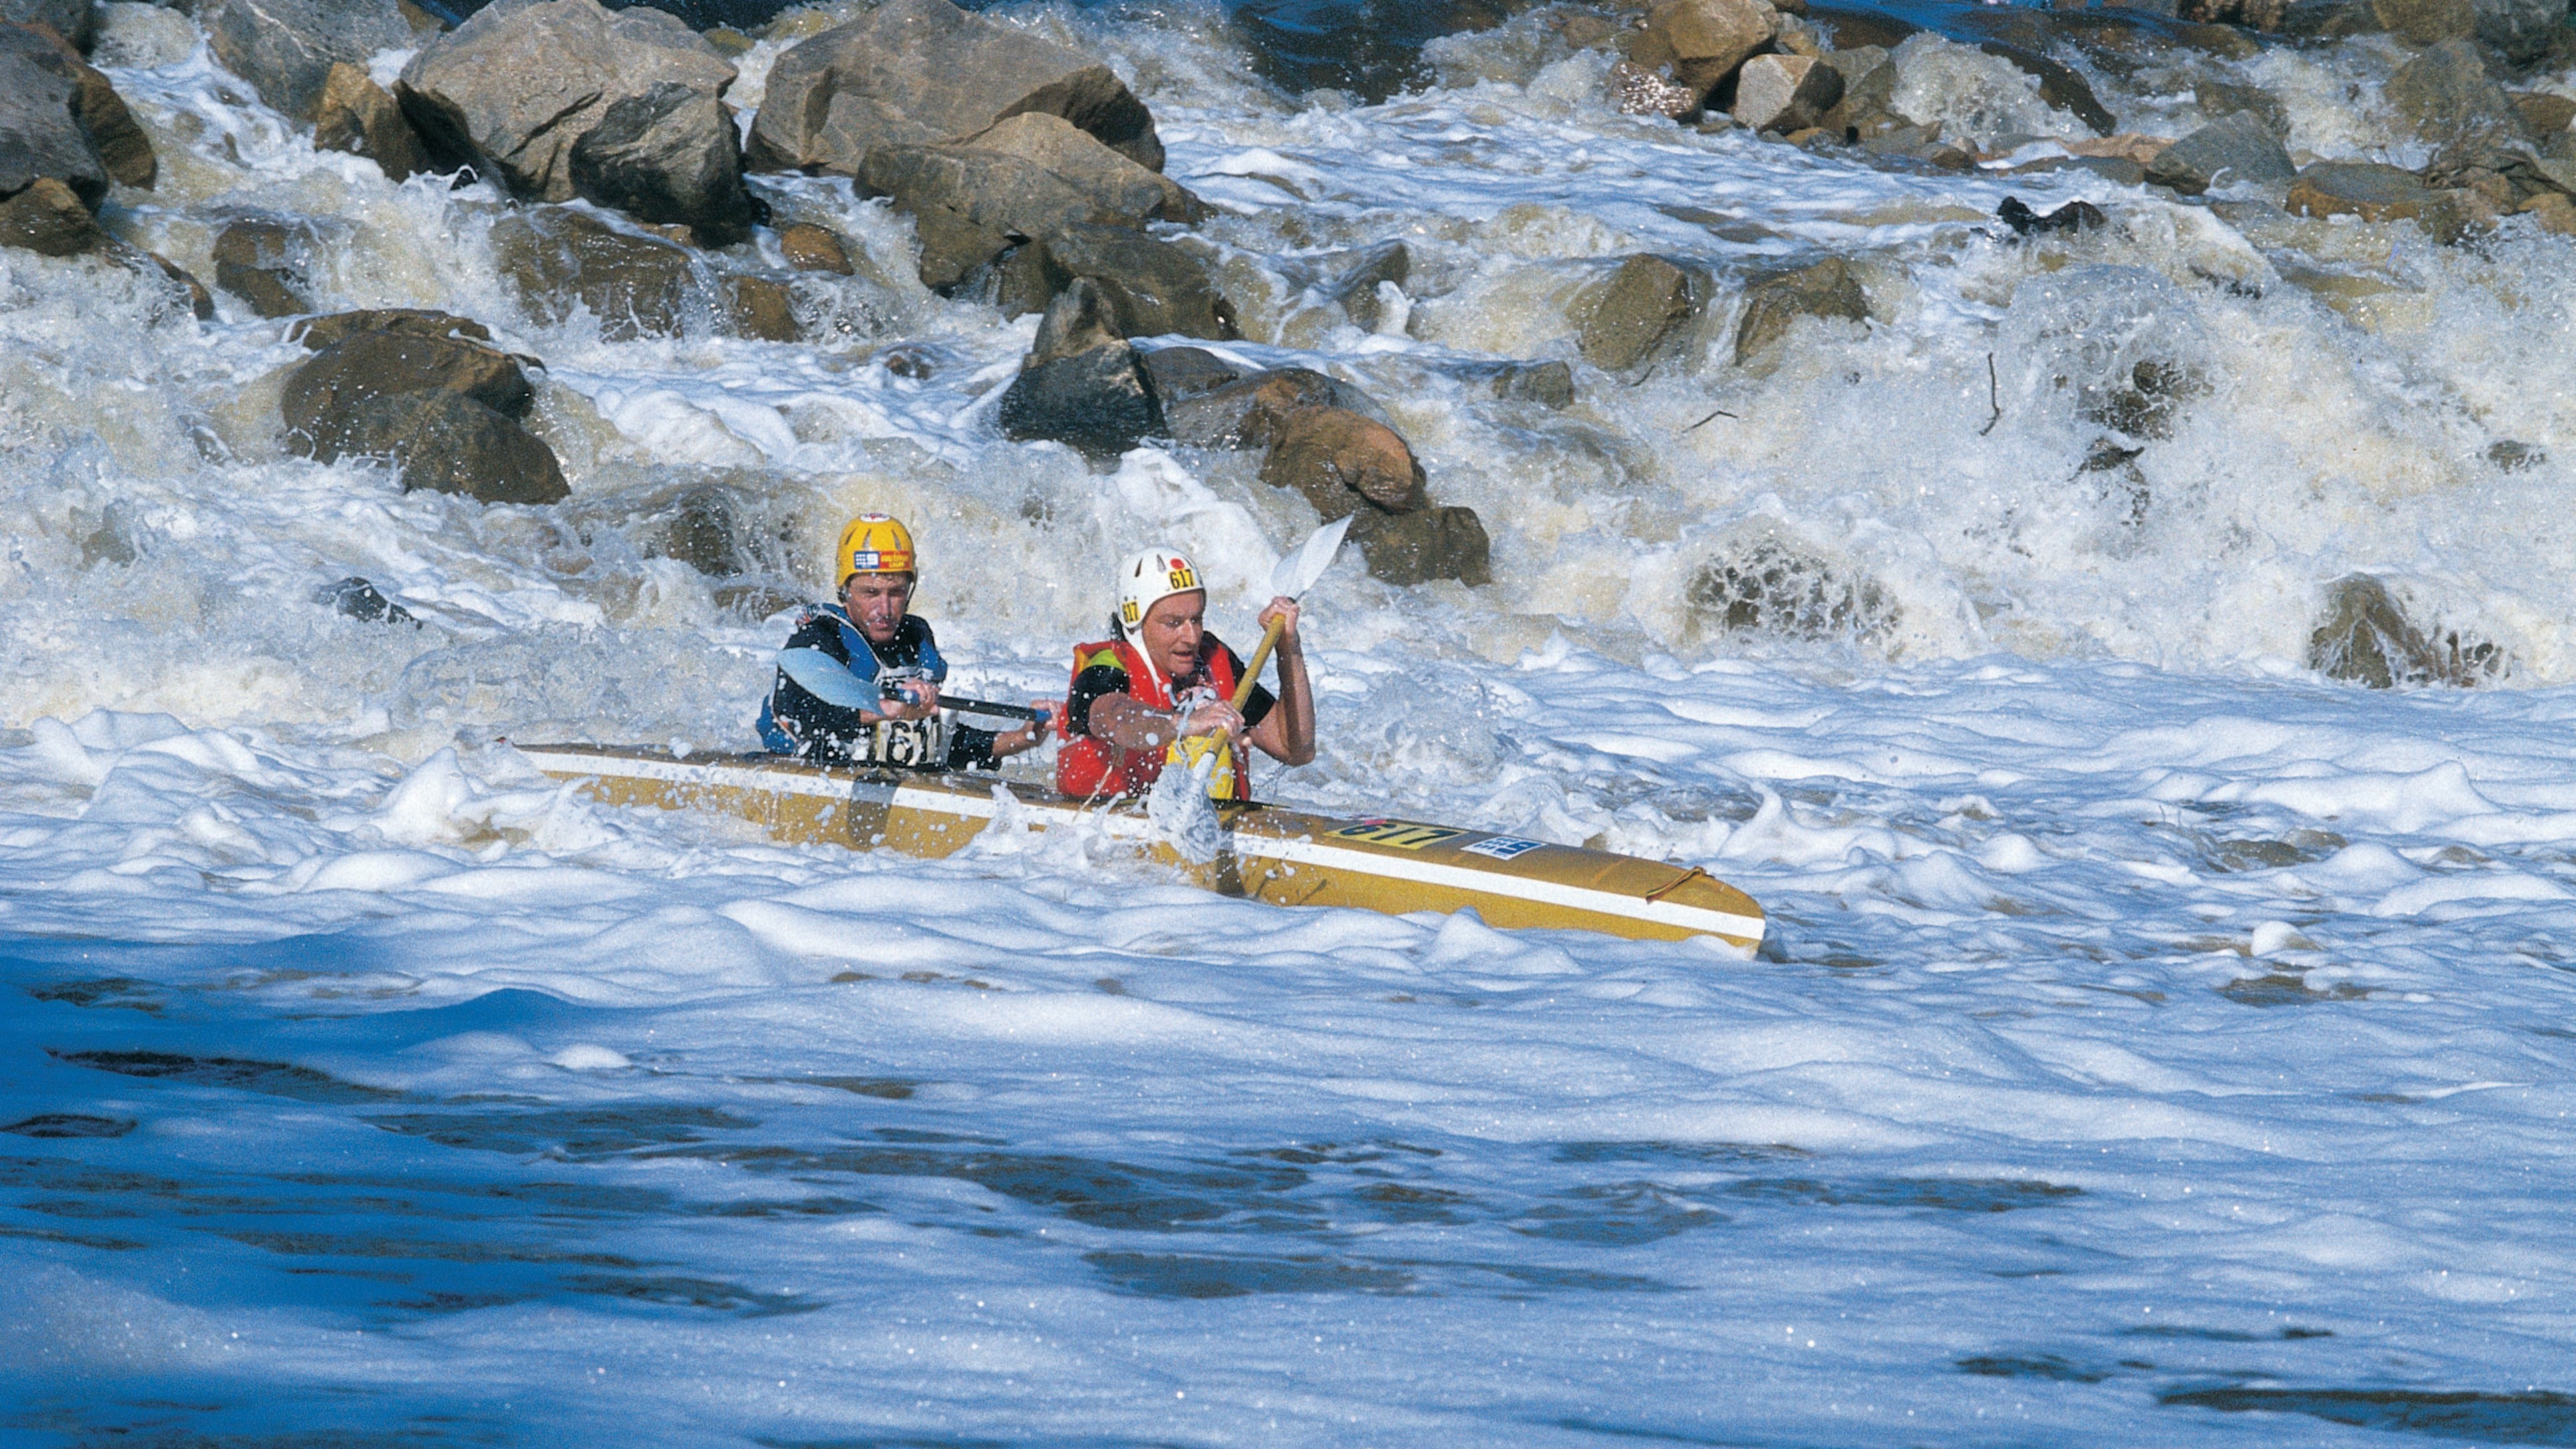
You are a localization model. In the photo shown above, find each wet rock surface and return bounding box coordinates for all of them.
[2146,110,2297,193]
[997,278,1164,458]
[396,0,739,213]
[0,25,113,209]
[490,206,699,339]
[1734,256,1867,365]
[2307,575,2499,687]
[2289,161,2436,220]
[212,218,319,318]
[0,175,101,255]
[283,312,566,504]
[1581,255,1708,372]
[313,63,426,183]
[208,0,410,122]
[566,81,757,245]
[1259,406,1429,517]
[1,0,98,50]
[857,142,1152,290]
[1349,506,1491,587]
[746,0,1161,175]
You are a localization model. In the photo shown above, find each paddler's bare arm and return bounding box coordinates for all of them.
[1246,596,1315,766]
[1089,693,1232,752]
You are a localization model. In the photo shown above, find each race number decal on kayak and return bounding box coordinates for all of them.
[1460,836,1546,861]
[1329,820,1466,850]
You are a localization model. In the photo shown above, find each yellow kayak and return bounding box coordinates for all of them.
[516,744,1766,955]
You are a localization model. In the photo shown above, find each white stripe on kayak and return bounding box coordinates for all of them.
[523,750,1764,943]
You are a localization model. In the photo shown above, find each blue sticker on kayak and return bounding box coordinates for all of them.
[1460,836,1546,861]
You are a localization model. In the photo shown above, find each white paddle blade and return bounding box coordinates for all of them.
[1269,513,1353,601]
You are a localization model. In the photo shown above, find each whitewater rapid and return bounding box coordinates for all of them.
[8,0,2576,1442]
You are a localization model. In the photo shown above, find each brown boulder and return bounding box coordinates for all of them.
[1164,367,1342,449]
[2385,39,2515,142]
[490,205,697,339]
[746,0,1161,175]
[283,319,565,505]
[208,0,410,121]
[0,175,101,255]
[565,80,757,245]
[1734,255,1866,365]
[965,112,1200,224]
[1581,254,1707,372]
[2287,162,2435,222]
[212,218,319,317]
[856,142,1135,289]
[1349,506,1491,587]
[2371,0,2475,44]
[1259,407,1427,516]
[725,274,799,341]
[1021,223,1229,339]
[314,63,427,182]
[0,24,115,206]
[1644,0,1780,94]
[779,221,852,274]
[292,307,495,350]
[996,277,1162,458]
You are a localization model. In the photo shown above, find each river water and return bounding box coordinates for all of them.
[5,0,2576,1444]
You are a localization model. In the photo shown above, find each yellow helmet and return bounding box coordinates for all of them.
[834,512,916,588]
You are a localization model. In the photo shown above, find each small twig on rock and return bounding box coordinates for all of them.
[1685,408,1740,432]
[1978,352,2001,437]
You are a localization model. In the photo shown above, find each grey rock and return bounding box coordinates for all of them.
[2195,80,2289,139]
[1816,44,1893,136]
[490,205,700,339]
[567,81,755,244]
[963,112,1198,222]
[0,175,101,254]
[1641,0,1782,94]
[1137,345,1244,404]
[1323,239,1410,331]
[1732,53,1842,132]
[1,27,153,189]
[2385,39,2515,140]
[856,141,1145,289]
[1580,254,1708,371]
[1029,224,1228,339]
[1349,505,1490,587]
[1688,538,1894,641]
[0,31,108,208]
[1977,41,2116,136]
[2474,0,2563,64]
[2307,575,2496,687]
[283,326,534,423]
[212,218,319,317]
[313,62,427,182]
[746,0,1160,176]
[291,307,494,350]
[1161,367,1370,450]
[1,0,96,50]
[313,576,418,625]
[1734,255,1865,365]
[397,0,736,205]
[2145,110,2296,194]
[998,278,1162,456]
[208,0,409,121]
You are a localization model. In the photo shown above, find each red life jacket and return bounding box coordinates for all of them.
[1056,635,1249,802]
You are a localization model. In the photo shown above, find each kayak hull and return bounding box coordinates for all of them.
[516,744,1766,955]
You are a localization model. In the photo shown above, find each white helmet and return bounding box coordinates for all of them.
[1117,546,1204,640]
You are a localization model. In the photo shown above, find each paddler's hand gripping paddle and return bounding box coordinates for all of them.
[1228,512,1351,713]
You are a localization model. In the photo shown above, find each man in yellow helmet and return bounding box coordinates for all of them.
[758,514,1056,770]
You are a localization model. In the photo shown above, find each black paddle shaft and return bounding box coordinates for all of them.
[937,695,1048,723]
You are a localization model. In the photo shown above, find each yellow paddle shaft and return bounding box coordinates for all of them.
[1230,615,1287,712]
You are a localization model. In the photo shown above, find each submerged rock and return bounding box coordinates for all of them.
[1687,539,1894,642]
[1997,196,2107,236]
[778,222,852,275]
[1734,256,1866,365]
[2307,575,2499,687]
[314,62,428,182]
[1259,406,1428,516]
[1492,359,1576,408]
[490,206,697,339]
[2146,112,2296,194]
[746,0,1161,175]
[313,575,419,625]
[1349,506,1490,587]
[0,175,101,255]
[283,317,567,505]
[208,0,410,122]
[1136,345,1245,406]
[1580,255,1708,372]
[995,278,1163,457]
[398,0,742,227]
[1321,239,1410,332]
[212,218,319,317]
[2371,0,2474,45]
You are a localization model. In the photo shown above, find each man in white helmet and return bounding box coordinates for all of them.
[1055,546,1315,801]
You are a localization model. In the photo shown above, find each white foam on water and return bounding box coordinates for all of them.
[7,1,2576,1441]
